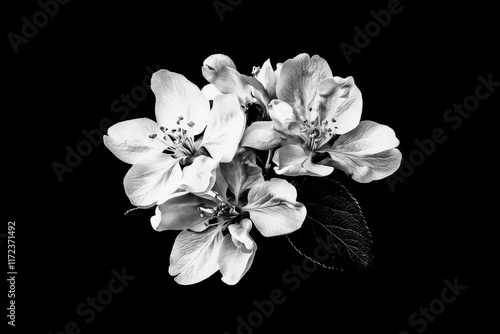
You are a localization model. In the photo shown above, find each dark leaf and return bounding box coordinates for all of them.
[287,177,373,270]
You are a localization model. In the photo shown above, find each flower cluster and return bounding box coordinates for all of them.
[104,53,402,285]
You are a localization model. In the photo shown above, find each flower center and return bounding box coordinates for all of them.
[298,116,338,151]
[198,191,240,220]
[148,115,199,165]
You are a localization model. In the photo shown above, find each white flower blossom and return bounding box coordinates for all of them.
[104,70,245,207]
[241,53,402,182]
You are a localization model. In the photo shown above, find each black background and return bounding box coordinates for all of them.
[4,0,498,333]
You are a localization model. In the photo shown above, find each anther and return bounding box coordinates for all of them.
[149,134,157,139]
[331,117,337,123]
[187,121,195,127]
[160,126,167,132]
[252,66,261,76]
[198,207,215,215]
[309,129,320,138]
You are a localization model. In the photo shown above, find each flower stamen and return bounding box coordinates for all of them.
[252,66,260,77]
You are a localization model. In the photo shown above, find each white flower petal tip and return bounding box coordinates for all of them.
[219,219,256,285]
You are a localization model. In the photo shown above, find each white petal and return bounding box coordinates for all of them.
[239,74,270,108]
[322,121,402,182]
[314,76,363,135]
[329,121,400,155]
[272,145,333,177]
[240,121,282,151]
[123,153,182,207]
[268,99,298,134]
[103,118,165,164]
[202,54,253,106]
[201,84,222,101]
[151,70,209,135]
[219,219,256,285]
[256,59,278,99]
[180,156,218,194]
[169,226,224,285]
[201,94,246,163]
[201,54,237,82]
[243,179,307,237]
[327,148,403,183]
[276,53,333,118]
[151,193,216,231]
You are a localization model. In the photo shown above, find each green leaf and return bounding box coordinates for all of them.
[286,177,373,270]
